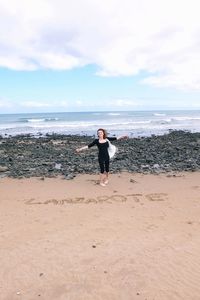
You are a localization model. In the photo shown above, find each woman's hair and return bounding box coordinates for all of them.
[97,128,107,139]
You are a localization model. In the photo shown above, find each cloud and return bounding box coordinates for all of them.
[19,101,53,108]
[110,99,139,107]
[0,97,139,112]
[0,99,13,108]
[74,98,139,109]
[19,100,68,108]
[0,0,200,89]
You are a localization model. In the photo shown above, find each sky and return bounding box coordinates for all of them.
[0,0,200,114]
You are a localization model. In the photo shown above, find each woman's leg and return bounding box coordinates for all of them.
[99,160,106,186]
[104,160,110,184]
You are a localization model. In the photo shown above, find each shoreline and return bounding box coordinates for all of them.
[1,109,200,139]
[1,171,200,299]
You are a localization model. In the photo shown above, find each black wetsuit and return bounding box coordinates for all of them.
[88,137,117,173]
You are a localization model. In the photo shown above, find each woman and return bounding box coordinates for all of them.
[76,128,128,186]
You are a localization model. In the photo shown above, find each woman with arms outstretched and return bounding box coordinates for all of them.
[76,128,128,186]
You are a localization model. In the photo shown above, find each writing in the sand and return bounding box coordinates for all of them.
[24,193,168,205]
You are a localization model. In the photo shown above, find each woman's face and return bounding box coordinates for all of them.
[97,130,104,138]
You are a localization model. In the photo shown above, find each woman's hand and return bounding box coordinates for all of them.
[75,146,88,153]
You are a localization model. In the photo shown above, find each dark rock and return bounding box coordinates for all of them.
[0,130,199,178]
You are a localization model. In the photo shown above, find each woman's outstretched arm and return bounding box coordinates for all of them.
[76,139,97,153]
[76,145,88,153]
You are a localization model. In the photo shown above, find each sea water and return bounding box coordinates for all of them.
[0,110,200,137]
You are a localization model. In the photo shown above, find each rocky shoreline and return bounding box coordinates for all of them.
[0,130,200,179]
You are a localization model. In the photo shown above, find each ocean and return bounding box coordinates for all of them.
[0,110,200,138]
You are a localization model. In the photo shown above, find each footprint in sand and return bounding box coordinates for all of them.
[191,186,200,190]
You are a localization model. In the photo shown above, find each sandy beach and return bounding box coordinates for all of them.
[1,172,200,300]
